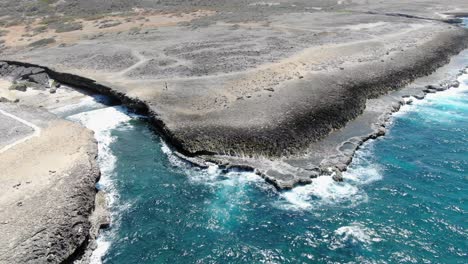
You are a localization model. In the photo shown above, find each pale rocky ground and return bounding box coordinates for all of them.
[1,1,468,188]
[0,80,103,263]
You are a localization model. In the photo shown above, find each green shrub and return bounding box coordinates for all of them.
[28,37,56,47]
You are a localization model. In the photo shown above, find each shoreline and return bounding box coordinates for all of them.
[1,21,468,190]
[3,18,468,158]
[336,64,468,173]
[0,80,112,263]
[1,13,468,263]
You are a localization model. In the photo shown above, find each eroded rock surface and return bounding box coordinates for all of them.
[0,100,99,262]
[1,1,468,189]
[0,3,467,261]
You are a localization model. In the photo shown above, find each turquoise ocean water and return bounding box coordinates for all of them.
[63,19,468,263]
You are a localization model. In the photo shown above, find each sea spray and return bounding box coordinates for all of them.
[277,72,468,212]
[96,84,468,263]
[50,92,112,118]
[395,71,468,117]
[330,223,382,250]
[58,68,468,263]
[66,102,134,264]
[161,140,265,186]
[276,143,382,211]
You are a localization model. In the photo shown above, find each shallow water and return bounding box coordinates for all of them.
[63,21,468,263]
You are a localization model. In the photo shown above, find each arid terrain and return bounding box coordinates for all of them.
[1,0,468,262]
[0,102,100,263]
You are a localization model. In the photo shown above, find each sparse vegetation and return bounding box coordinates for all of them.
[39,16,83,33]
[9,82,28,91]
[98,20,122,29]
[40,16,73,25]
[50,79,60,88]
[32,25,48,34]
[55,22,83,33]
[128,26,141,35]
[39,0,58,5]
[28,37,56,47]
[177,21,191,27]
[4,19,22,27]
[83,14,106,21]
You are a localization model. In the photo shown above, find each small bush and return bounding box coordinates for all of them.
[28,37,56,47]
[5,19,22,27]
[98,21,121,29]
[9,82,28,91]
[32,25,48,34]
[55,22,83,33]
[40,16,73,25]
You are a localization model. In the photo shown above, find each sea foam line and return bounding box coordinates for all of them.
[396,71,468,116]
[275,141,382,211]
[278,72,468,211]
[51,94,112,118]
[67,101,133,264]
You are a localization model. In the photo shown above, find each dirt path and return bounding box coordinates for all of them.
[0,109,41,154]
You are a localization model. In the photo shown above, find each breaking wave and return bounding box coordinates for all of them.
[277,71,468,212]
[51,93,112,118]
[160,141,264,186]
[330,223,382,250]
[276,145,382,211]
[67,101,134,264]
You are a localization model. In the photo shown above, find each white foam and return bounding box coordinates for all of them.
[278,176,366,210]
[159,144,271,232]
[160,141,222,183]
[89,239,111,264]
[220,171,264,187]
[396,73,468,115]
[396,74,468,124]
[330,223,382,250]
[343,163,383,185]
[50,94,111,118]
[277,146,382,211]
[68,106,133,263]
[164,141,382,212]
[69,106,131,190]
[279,73,468,211]
[160,142,264,186]
[68,106,131,132]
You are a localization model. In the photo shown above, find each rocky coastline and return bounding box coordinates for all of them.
[0,69,110,263]
[0,103,102,263]
[0,40,466,262]
[1,1,468,262]
[1,18,468,190]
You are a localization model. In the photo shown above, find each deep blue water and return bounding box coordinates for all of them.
[72,72,468,264]
[64,20,468,263]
